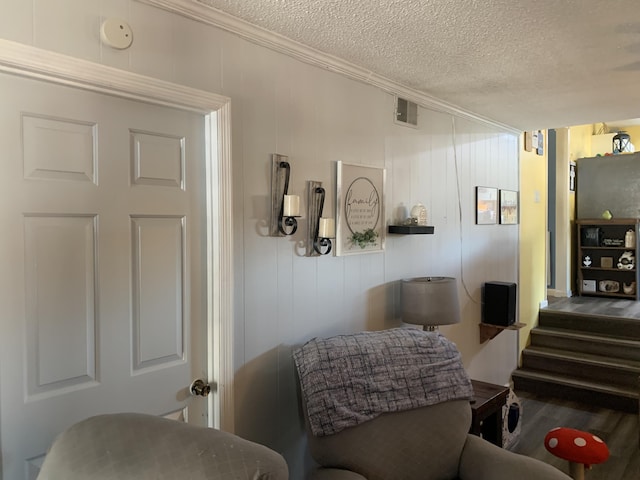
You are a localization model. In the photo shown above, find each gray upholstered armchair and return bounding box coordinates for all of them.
[294,329,571,480]
[304,398,570,480]
[37,413,288,480]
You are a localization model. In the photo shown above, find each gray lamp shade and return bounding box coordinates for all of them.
[401,277,461,327]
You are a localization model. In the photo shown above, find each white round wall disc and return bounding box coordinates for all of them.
[100,18,133,50]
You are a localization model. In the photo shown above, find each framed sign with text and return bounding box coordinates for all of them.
[336,161,385,256]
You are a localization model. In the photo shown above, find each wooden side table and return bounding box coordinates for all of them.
[469,379,510,447]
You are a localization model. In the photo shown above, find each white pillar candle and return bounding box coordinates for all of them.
[318,217,335,238]
[283,195,300,217]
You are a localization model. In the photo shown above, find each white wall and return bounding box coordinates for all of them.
[1,1,519,477]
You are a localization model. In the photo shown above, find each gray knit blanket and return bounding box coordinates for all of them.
[293,328,473,437]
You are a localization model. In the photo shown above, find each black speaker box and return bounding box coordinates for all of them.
[482,281,517,326]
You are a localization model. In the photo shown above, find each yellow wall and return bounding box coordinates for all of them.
[568,124,593,162]
[518,132,548,353]
[566,124,593,291]
[576,123,640,157]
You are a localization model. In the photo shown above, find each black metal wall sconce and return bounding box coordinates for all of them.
[269,154,301,236]
[306,180,335,256]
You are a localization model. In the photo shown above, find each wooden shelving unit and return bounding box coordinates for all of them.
[576,218,639,300]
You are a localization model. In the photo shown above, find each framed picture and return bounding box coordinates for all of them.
[336,161,385,256]
[499,189,519,225]
[475,186,498,225]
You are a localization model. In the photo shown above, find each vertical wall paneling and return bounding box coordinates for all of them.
[0,0,33,44]
[171,13,224,93]
[33,0,101,60]
[129,0,175,81]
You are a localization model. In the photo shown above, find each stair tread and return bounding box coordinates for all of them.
[512,368,639,398]
[523,345,640,370]
[532,326,640,346]
[538,310,640,338]
[540,308,640,322]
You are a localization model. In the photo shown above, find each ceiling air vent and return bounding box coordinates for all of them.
[395,97,418,127]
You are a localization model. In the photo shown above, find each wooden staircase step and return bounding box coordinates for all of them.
[538,309,640,339]
[524,345,640,369]
[521,346,640,388]
[512,368,638,398]
[511,369,639,413]
[531,327,640,361]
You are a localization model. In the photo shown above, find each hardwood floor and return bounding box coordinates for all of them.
[509,391,639,479]
[545,295,640,319]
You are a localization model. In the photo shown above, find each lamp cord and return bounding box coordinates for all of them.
[451,116,479,304]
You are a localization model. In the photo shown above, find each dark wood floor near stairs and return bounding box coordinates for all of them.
[509,391,639,479]
[544,296,640,319]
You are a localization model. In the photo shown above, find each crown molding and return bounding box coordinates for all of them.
[139,0,520,135]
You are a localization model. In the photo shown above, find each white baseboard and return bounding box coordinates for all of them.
[546,288,572,298]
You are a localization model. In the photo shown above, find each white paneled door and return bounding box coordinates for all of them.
[0,72,209,479]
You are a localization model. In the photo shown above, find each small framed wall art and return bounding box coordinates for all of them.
[499,189,519,225]
[336,161,385,255]
[475,186,498,225]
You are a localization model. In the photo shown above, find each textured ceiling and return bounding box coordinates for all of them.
[197,0,640,131]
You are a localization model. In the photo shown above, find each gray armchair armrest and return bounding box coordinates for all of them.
[459,434,571,480]
[38,413,288,480]
[310,468,367,480]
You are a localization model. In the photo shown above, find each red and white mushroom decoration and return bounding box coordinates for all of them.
[544,427,609,480]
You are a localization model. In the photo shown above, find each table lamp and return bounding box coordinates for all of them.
[401,277,461,330]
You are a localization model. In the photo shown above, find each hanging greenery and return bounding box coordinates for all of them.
[350,229,378,249]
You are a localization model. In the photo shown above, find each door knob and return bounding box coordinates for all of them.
[189,378,212,397]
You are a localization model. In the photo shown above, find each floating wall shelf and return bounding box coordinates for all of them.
[479,322,525,343]
[388,225,435,234]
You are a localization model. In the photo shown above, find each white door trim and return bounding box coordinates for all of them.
[0,38,235,432]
